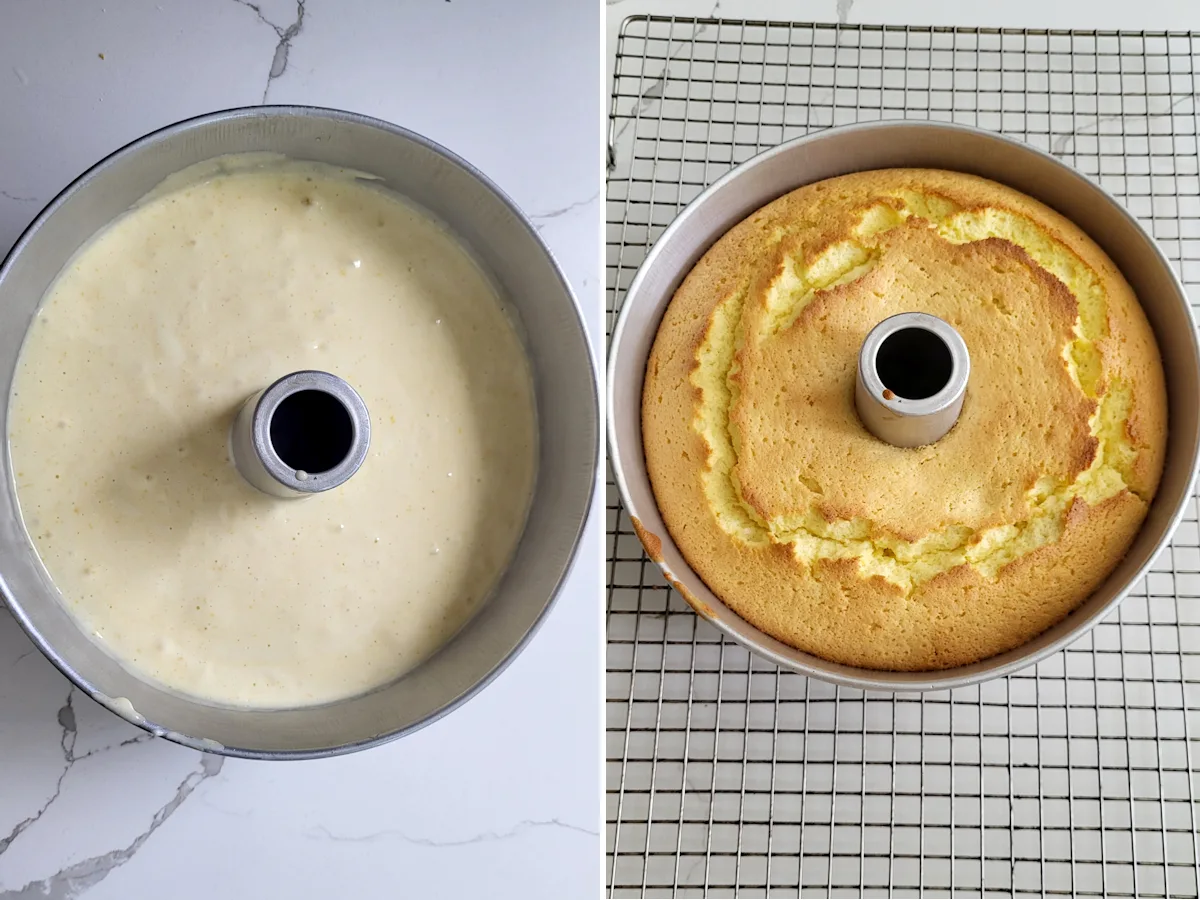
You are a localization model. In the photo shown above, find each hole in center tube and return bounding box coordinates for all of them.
[269,390,354,475]
[875,326,953,401]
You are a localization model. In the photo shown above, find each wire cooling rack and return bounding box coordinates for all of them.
[606,19,1200,899]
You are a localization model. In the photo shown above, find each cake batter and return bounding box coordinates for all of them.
[9,157,537,707]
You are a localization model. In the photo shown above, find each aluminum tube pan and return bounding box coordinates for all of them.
[0,106,598,757]
[607,119,1200,692]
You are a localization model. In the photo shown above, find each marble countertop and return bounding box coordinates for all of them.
[0,2,600,898]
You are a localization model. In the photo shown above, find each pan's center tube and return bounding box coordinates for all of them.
[855,312,970,448]
[231,370,371,497]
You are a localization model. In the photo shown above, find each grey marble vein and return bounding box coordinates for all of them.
[0,692,155,865]
[56,691,77,748]
[231,0,307,103]
[74,734,157,762]
[0,692,77,859]
[0,190,36,204]
[1,754,223,900]
[1051,92,1197,156]
[837,0,854,24]
[529,190,601,229]
[310,817,597,847]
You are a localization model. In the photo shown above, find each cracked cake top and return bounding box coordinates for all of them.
[642,168,1167,671]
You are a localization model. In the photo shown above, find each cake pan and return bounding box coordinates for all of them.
[608,119,1200,692]
[0,106,598,757]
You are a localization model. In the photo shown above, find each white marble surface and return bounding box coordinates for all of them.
[0,3,601,899]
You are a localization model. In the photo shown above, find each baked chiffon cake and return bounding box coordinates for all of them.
[642,168,1168,671]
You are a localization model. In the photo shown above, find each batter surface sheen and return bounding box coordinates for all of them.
[9,157,537,707]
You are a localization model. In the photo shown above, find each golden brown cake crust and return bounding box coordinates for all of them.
[641,168,1168,671]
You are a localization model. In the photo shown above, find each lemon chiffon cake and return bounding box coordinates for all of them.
[641,168,1168,671]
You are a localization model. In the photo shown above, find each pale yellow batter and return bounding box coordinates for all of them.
[8,158,537,707]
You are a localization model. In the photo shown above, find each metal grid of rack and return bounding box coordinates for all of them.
[606,18,1200,898]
